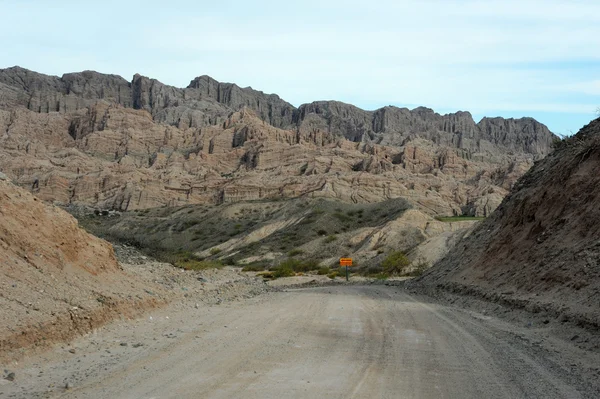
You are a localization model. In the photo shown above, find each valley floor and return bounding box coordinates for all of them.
[2,285,599,398]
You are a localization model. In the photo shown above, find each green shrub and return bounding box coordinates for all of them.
[317,267,330,275]
[223,257,236,266]
[272,264,295,278]
[327,271,338,279]
[210,248,222,255]
[324,234,337,243]
[242,263,267,272]
[288,249,304,257]
[382,251,410,275]
[174,252,223,271]
[333,212,352,223]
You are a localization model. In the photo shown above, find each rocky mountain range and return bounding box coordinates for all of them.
[0,66,556,217]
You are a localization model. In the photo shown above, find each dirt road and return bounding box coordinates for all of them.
[3,285,598,398]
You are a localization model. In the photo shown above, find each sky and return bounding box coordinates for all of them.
[1,0,599,136]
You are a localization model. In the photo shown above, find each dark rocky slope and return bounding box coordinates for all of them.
[416,118,600,328]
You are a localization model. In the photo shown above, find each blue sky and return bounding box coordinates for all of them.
[1,0,599,136]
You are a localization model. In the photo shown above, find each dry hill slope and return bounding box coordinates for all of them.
[416,118,600,328]
[0,176,269,362]
[0,177,163,360]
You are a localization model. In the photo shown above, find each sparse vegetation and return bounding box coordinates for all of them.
[276,258,320,273]
[77,197,412,271]
[271,264,295,278]
[381,251,410,275]
[242,263,267,272]
[210,248,222,255]
[288,249,304,257]
[173,252,224,271]
[324,234,337,243]
[257,271,274,279]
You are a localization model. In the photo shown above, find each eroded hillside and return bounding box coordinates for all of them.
[0,177,162,360]
[0,66,555,219]
[417,118,600,328]
[79,197,476,273]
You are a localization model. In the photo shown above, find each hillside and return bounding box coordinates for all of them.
[416,118,600,328]
[0,176,269,362]
[78,196,476,274]
[0,177,164,359]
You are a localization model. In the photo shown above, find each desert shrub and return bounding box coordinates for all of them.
[242,263,267,272]
[316,229,328,236]
[382,251,410,275]
[317,267,330,275]
[288,249,304,257]
[223,257,236,266]
[327,271,338,279]
[258,271,275,279]
[333,212,352,223]
[175,220,199,232]
[210,248,222,255]
[300,217,315,225]
[271,264,295,278]
[302,259,320,271]
[324,234,337,243]
[174,252,223,270]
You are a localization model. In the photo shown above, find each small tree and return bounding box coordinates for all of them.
[381,251,410,275]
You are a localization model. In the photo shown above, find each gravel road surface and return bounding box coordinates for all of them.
[2,285,597,398]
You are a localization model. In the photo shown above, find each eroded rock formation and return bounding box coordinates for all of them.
[0,66,556,216]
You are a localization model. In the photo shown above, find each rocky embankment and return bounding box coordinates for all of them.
[0,178,268,362]
[414,118,600,331]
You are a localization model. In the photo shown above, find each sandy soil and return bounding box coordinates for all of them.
[2,285,598,398]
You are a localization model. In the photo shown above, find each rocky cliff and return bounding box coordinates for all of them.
[0,66,554,157]
[417,118,600,327]
[0,66,556,217]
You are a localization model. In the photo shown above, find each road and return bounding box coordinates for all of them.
[3,285,594,398]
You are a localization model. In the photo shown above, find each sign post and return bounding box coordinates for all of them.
[340,258,353,281]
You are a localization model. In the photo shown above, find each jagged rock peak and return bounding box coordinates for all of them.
[0,66,556,156]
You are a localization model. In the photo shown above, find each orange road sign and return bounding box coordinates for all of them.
[340,258,353,266]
